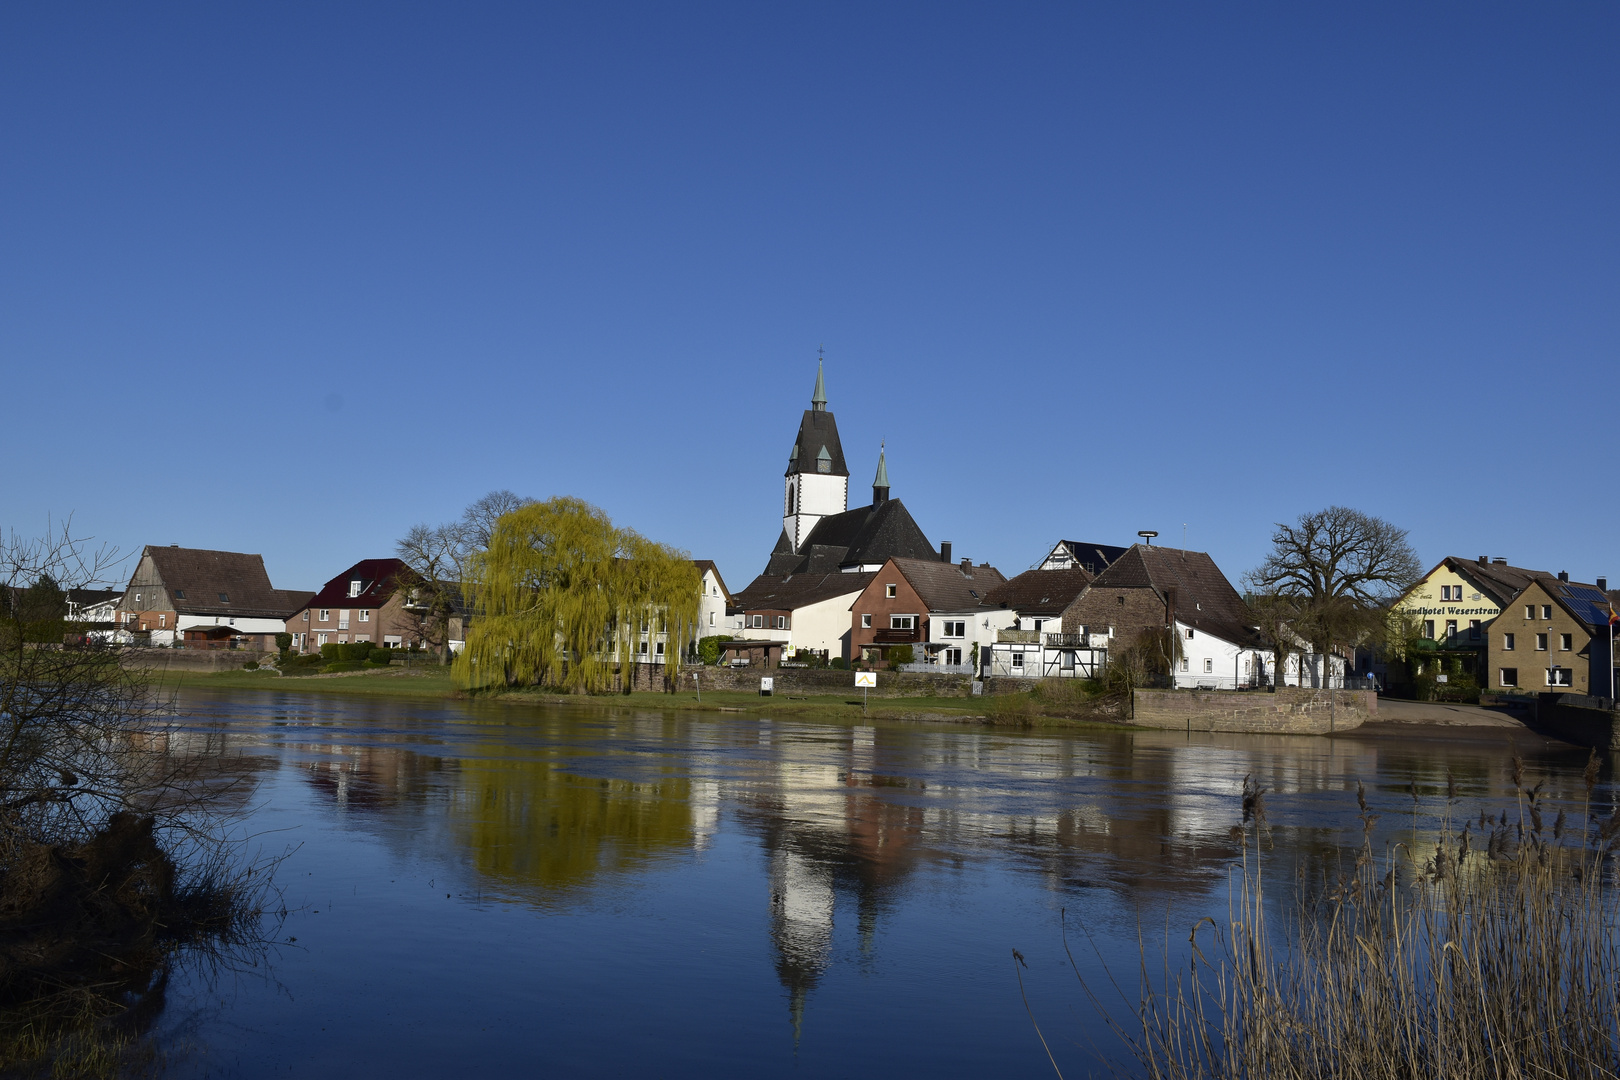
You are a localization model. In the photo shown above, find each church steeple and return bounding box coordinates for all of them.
[781,355,850,555]
[872,444,890,506]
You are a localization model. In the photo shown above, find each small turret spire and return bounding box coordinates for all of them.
[872,442,889,506]
[811,356,827,412]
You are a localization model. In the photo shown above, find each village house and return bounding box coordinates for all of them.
[1485,573,1618,697]
[693,560,738,638]
[286,558,430,653]
[1061,543,1287,689]
[981,563,1098,678]
[848,554,1005,667]
[1386,556,1556,687]
[114,545,311,649]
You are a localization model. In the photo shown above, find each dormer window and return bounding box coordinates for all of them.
[349,581,362,597]
[218,593,229,603]
[173,589,185,599]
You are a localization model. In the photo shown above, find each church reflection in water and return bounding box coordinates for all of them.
[232,701,1578,1035]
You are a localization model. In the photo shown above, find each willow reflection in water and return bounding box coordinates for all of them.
[160,690,1599,1078]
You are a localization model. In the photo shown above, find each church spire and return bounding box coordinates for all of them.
[872,443,889,506]
[811,358,827,412]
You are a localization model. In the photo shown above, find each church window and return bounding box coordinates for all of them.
[787,486,795,515]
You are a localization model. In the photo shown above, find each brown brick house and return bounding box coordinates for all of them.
[849,556,1005,664]
[286,558,439,653]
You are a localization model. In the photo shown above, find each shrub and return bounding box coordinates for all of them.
[697,635,732,666]
[320,643,341,661]
[275,632,292,650]
[830,656,849,670]
[242,660,259,670]
[322,661,363,673]
[889,644,915,666]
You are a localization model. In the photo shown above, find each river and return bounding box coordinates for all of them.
[149,689,1599,1077]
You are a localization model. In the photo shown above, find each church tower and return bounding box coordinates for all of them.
[782,360,849,553]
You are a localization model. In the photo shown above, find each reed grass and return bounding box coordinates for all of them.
[1077,754,1620,1080]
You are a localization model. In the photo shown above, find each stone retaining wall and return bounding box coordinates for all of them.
[115,647,279,673]
[1131,687,1376,735]
[680,666,975,698]
[1535,693,1620,750]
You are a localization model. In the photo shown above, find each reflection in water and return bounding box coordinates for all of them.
[162,690,1609,1075]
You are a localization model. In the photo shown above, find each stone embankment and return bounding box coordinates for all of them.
[1533,693,1620,750]
[682,666,974,697]
[114,647,279,673]
[1131,687,1376,735]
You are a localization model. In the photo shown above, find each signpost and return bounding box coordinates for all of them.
[855,671,876,713]
[760,676,774,698]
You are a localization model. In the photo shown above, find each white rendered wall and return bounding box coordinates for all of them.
[176,614,290,635]
[1171,621,1276,689]
[783,472,848,553]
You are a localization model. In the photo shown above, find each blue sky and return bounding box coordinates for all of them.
[3,4,1616,593]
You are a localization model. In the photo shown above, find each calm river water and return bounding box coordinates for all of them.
[149,690,1601,1078]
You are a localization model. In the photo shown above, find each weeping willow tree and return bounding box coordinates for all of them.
[454,497,701,693]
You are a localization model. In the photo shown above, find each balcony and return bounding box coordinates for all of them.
[1043,632,1088,648]
[872,628,922,644]
[997,629,1039,644]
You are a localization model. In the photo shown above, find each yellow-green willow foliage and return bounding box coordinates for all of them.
[454,496,701,692]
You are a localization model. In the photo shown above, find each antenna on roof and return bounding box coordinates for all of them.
[1138,530,1157,546]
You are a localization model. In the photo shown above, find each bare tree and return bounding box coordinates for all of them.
[1246,506,1422,686]
[395,490,532,662]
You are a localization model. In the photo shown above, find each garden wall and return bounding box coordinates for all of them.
[1131,687,1376,735]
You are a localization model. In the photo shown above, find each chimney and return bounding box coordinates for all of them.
[1478,555,1488,564]
[961,557,973,574]
[1599,577,1608,592]
[1559,571,1570,582]
[940,541,952,564]
[1492,557,1507,565]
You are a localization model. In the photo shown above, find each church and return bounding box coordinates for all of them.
[730,362,939,661]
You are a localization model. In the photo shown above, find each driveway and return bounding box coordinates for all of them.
[1372,697,1529,729]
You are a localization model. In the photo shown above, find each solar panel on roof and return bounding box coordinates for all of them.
[1563,586,1608,603]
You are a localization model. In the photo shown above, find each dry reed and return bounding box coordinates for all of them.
[1075,752,1620,1080]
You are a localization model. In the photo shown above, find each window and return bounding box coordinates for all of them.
[861,614,872,628]
[1501,668,1518,687]
[708,612,715,627]
[158,614,165,627]
[1525,605,1536,620]
[1561,634,1573,652]
[1423,620,1435,639]
[317,633,328,646]
[1445,620,1458,638]
[1548,668,1573,687]
[359,610,370,623]
[337,634,348,644]
[1536,633,1548,651]
[1011,653,1024,670]
[776,616,788,630]
[1504,633,1515,651]
[885,584,897,598]
[638,641,648,654]
[218,593,229,603]
[349,581,361,598]
[890,615,916,630]
[1442,585,1454,601]
[134,592,142,604]
[655,641,665,656]
[339,611,350,630]
[945,647,962,666]
[1180,658,1190,672]
[1204,658,1213,673]
[1542,605,1553,620]
[355,634,369,643]
[749,615,763,628]
[303,610,310,622]
[319,609,330,622]
[173,589,185,599]
[943,620,965,638]
[1033,619,1044,634]
[1186,628,1195,639]
[1469,620,1481,641]
[786,487,795,515]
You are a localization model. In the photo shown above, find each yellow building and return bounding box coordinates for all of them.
[1390,556,1554,681]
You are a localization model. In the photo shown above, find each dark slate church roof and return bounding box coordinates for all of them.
[764,499,936,576]
[786,408,849,478]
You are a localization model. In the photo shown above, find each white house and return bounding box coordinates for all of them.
[982,565,1102,678]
